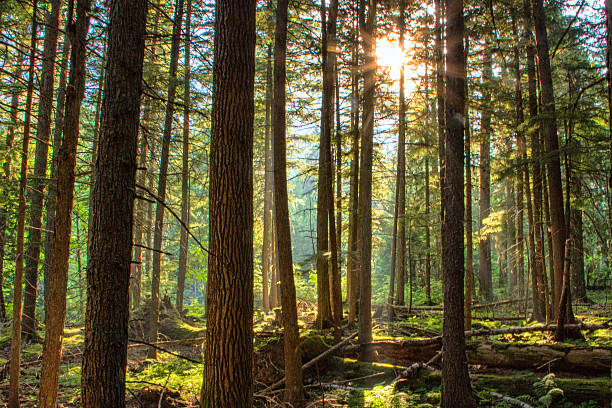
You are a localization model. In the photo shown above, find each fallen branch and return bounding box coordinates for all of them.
[257,332,358,394]
[390,298,527,312]
[489,391,534,408]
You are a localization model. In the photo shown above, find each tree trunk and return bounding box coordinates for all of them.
[357,0,376,362]
[395,0,407,309]
[442,0,474,405]
[22,0,63,343]
[606,0,612,281]
[9,3,38,405]
[38,0,91,403]
[0,54,23,322]
[478,42,493,301]
[272,0,304,402]
[176,0,192,314]
[347,21,360,327]
[435,0,445,286]
[262,41,273,312]
[523,0,548,322]
[80,0,147,404]
[335,63,342,282]
[201,0,256,405]
[147,0,184,358]
[464,31,473,330]
[316,0,334,329]
[532,0,567,316]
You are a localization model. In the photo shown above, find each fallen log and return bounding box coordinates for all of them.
[391,298,527,312]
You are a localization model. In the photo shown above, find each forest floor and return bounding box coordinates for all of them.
[0,290,610,407]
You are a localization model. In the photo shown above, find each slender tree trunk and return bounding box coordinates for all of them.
[262,41,273,312]
[347,20,360,327]
[388,181,398,309]
[606,0,612,276]
[435,0,445,287]
[357,0,376,362]
[316,0,334,328]
[542,169,555,314]
[523,0,548,322]
[0,54,23,322]
[507,179,517,291]
[147,0,184,358]
[22,0,63,342]
[464,31,473,330]
[395,0,407,309]
[176,0,192,314]
[532,0,568,319]
[442,0,474,404]
[81,0,147,404]
[38,0,91,403]
[201,0,256,405]
[272,0,304,401]
[43,30,70,323]
[335,63,342,279]
[478,42,493,301]
[9,4,38,405]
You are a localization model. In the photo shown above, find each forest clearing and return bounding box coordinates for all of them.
[0,0,611,406]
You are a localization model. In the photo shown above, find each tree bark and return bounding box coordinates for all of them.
[9,3,38,405]
[80,0,147,404]
[272,0,304,402]
[532,0,567,315]
[357,0,376,362]
[435,0,445,287]
[38,0,91,403]
[22,0,63,342]
[262,40,273,312]
[442,0,474,405]
[147,0,184,358]
[464,31,473,330]
[201,1,256,406]
[176,0,192,314]
[478,41,493,301]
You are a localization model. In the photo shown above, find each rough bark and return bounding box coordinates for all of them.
[442,0,474,405]
[80,0,147,404]
[435,0,445,287]
[532,0,567,314]
[22,0,63,342]
[357,0,376,362]
[200,0,256,406]
[176,0,192,314]
[606,0,612,281]
[9,3,38,406]
[464,31,473,330]
[38,0,91,403]
[148,0,184,358]
[262,41,273,312]
[478,41,493,301]
[272,0,304,402]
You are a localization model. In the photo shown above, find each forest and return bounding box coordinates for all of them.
[0,0,611,406]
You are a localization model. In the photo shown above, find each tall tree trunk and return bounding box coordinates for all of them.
[262,41,273,312]
[43,30,70,323]
[606,0,612,277]
[507,178,517,291]
[435,0,445,287]
[388,176,399,309]
[272,0,304,401]
[395,0,407,309]
[357,0,376,362]
[442,0,474,405]
[523,0,548,322]
[316,0,334,328]
[335,63,342,279]
[347,20,360,327]
[201,0,256,405]
[22,0,63,342]
[176,0,192,314]
[570,168,586,302]
[9,3,38,405]
[0,54,23,322]
[532,0,568,319]
[38,0,91,403]
[80,0,147,403]
[147,0,184,358]
[464,31,473,330]
[479,42,493,301]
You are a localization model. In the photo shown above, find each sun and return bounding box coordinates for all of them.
[376,38,406,81]
[375,35,426,95]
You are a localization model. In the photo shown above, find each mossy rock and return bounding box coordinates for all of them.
[299,333,330,362]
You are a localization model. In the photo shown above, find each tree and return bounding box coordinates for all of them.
[22,0,63,342]
[200,0,256,405]
[147,0,184,358]
[8,3,38,405]
[464,29,473,330]
[80,0,148,404]
[441,0,474,405]
[38,0,91,403]
[176,0,192,314]
[272,0,305,402]
[358,0,376,362]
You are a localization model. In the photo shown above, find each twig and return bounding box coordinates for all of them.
[127,387,145,408]
[158,368,173,408]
